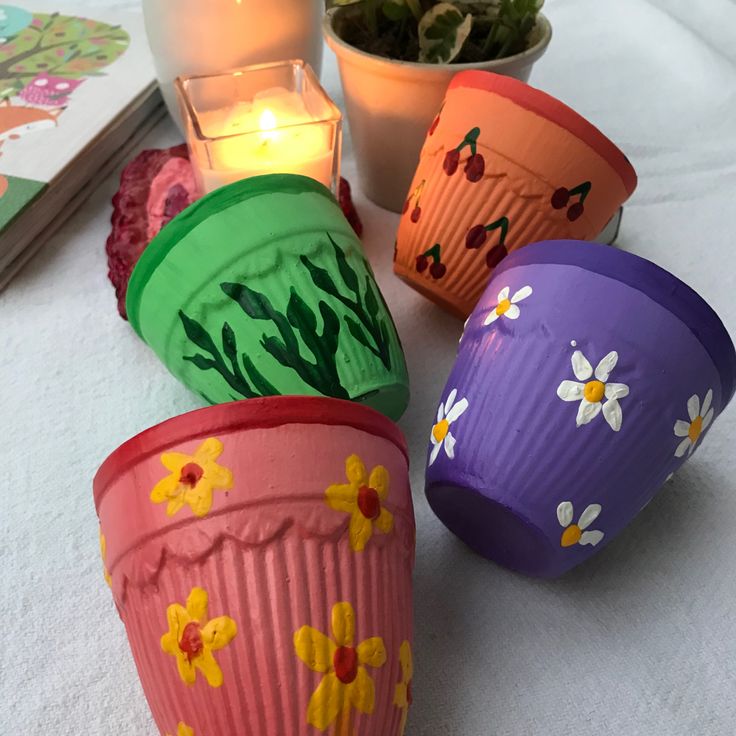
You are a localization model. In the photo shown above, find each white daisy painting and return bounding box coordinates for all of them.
[429,388,469,466]
[557,349,629,431]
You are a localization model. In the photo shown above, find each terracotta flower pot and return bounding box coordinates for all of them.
[424,240,736,577]
[126,174,410,421]
[95,396,415,735]
[323,7,552,212]
[394,72,638,317]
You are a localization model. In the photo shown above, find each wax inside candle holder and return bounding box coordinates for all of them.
[176,61,341,194]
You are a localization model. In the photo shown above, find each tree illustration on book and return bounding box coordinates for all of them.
[0,9,130,101]
[0,6,130,206]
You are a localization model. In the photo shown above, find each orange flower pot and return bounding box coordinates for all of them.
[393,71,637,317]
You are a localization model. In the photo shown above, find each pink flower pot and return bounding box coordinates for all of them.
[394,71,638,317]
[94,397,415,736]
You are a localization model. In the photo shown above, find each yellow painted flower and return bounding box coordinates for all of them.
[294,601,387,732]
[325,455,393,552]
[161,587,237,688]
[166,724,194,736]
[99,529,111,587]
[393,641,413,736]
[150,438,233,518]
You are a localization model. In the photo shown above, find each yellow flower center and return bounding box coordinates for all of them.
[688,415,703,443]
[561,525,582,547]
[583,380,605,403]
[496,298,512,315]
[432,419,450,442]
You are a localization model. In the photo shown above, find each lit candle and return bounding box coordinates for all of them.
[176,62,342,195]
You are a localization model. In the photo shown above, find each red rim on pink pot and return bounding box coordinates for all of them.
[394,71,638,317]
[95,396,415,736]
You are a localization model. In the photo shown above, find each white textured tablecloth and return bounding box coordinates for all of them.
[3,1,736,733]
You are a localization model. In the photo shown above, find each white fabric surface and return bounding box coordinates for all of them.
[3,1,736,733]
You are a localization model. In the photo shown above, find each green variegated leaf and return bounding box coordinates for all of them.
[382,1,411,21]
[418,3,473,64]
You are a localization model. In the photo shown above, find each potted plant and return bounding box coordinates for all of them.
[324,0,551,211]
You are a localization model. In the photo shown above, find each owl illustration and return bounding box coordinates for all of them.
[19,73,84,106]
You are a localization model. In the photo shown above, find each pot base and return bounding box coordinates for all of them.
[394,262,472,319]
[354,382,410,422]
[426,481,560,578]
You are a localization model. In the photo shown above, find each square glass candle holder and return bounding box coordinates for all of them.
[175,60,342,195]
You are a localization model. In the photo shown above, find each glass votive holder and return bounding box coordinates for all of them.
[175,60,342,195]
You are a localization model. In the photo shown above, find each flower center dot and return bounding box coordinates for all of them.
[357,485,381,520]
[583,380,605,403]
[333,646,358,684]
[688,415,703,443]
[432,419,450,443]
[179,621,204,662]
[561,525,582,547]
[496,298,511,316]
[179,462,204,487]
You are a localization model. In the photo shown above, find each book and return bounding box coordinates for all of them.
[0,0,164,288]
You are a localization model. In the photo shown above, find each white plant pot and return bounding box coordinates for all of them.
[143,0,324,130]
[324,8,552,212]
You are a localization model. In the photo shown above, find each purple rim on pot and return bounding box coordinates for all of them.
[426,240,736,577]
[492,241,736,404]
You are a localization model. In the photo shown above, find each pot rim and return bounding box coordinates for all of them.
[449,71,637,197]
[323,6,552,78]
[93,395,408,509]
[492,240,736,404]
[124,173,337,336]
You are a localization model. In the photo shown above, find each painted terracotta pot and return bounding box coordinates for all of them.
[394,71,638,317]
[425,241,736,578]
[323,7,552,212]
[126,174,410,421]
[95,396,415,736]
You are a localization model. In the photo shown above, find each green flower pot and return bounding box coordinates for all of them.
[126,174,410,420]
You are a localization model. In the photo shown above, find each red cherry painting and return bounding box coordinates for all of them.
[567,202,585,221]
[551,187,570,209]
[429,262,447,279]
[486,244,508,269]
[444,149,460,176]
[464,153,485,183]
[466,224,487,249]
[416,254,429,272]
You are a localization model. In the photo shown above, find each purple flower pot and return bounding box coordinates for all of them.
[425,240,736,577]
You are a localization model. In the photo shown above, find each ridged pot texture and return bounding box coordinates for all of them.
[95,397,416,736]
[424,241,734,577]
[127,174,410,421]
[394,71,637,317]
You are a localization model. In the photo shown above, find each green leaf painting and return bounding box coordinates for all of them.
[180,310,278,400]
[301,233,395,370]
[221,281,348,399]
[178,232,402,402]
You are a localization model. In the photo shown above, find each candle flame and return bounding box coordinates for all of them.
[259,108,278,143]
